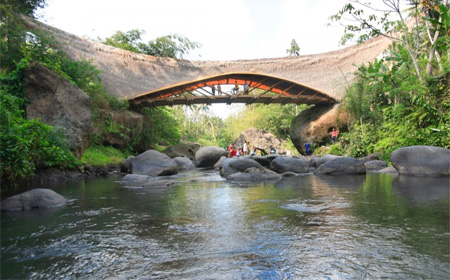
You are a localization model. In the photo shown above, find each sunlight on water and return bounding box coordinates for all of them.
[1,172,449,279]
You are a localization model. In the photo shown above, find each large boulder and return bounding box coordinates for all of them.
[364,160,388,172]
[25,61,93,158]
[227,167,282,182]
[250,155,272,167]
[162,143,200,160]
[233,128,285,155]
[290,104,348,154]
[314,157,366,175]
[390,146,450,176]
[195,146,227,167]
[270,156,309,173]
[1,188,67,212]
[173,157,195,171]
[121,156,135,173]
[310,154,340,168]
[375,166,399,175]
[131,150,178,176]
[358,152,382,163]
[219,158,266,178]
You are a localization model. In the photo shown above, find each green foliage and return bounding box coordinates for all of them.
[101,29,143,53]
[100,29,201,59]
[81,145,127,166]
[0,0,46,18]
[141,107,181,146]
[144,34,201,59]
[172,105,232,148]
[328,143,345,156]
[225,103,307,141]
[313,146,330,156]
[0,83,80,185]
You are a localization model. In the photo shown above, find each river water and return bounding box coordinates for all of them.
[1,170,449,279]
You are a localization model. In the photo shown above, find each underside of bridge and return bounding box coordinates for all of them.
[128,73,336,109]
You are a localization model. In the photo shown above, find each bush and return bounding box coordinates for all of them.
[81,145,127,166]
[0,61,80,186]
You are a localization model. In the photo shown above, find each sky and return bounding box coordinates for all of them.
[36,0,351,117]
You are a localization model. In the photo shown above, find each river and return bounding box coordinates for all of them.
[1,170,449,279]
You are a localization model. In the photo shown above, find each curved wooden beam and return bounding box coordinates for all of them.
[129,72,335,108]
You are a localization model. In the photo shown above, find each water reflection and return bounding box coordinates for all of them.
[392,175,450,200]
[1,172,449,279]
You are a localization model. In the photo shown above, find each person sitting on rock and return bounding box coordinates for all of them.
[269,145,276,154]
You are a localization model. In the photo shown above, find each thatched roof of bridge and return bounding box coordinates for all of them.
[21,15,393,103]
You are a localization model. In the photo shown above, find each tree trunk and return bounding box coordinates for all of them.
[398,11,424,82]
[426,0,449,76]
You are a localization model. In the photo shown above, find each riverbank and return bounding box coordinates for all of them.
[17,165,121,187]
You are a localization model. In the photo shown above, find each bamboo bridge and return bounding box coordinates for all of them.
[22,15,393,108]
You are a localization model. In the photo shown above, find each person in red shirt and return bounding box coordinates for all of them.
[331,128,338,143]
[228,144,237,158]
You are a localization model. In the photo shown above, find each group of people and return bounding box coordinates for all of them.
[210,83,222,96]
[227,128,340,158]
[228,140,271,158]
[210,81,250,96]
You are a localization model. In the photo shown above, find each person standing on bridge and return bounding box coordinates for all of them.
[211,85,216,95]
[244,81,249,94]
[233,81,239,94]
[217,83,222,95]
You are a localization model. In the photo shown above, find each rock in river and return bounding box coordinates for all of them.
[173,157,195,171]
[195,146,227,167]
[226,167,282,182]
[131,150,178,176]
[390,146,450,176]
[1,188,67,212]
[270,156,309,174]
[314,157,366,175]
[219,158,265,178]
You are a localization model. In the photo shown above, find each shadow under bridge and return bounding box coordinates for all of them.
[128,72,336,109]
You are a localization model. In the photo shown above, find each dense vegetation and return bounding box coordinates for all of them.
[327,0,450,159]
[0,0,83,184]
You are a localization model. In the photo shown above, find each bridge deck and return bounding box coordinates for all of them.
[129,72,336,109]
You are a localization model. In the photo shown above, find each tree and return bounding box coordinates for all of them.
[0,0,46,18]
[101,30,201,59]
[0,0,47,71]
[101,29,143,53]
[286,39,300,56]
[329,0,449,81]
[142,34,201,59]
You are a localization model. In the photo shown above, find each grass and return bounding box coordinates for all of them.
[81,145,128,166]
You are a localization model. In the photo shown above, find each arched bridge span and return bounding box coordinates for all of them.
[129,72,336,109]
